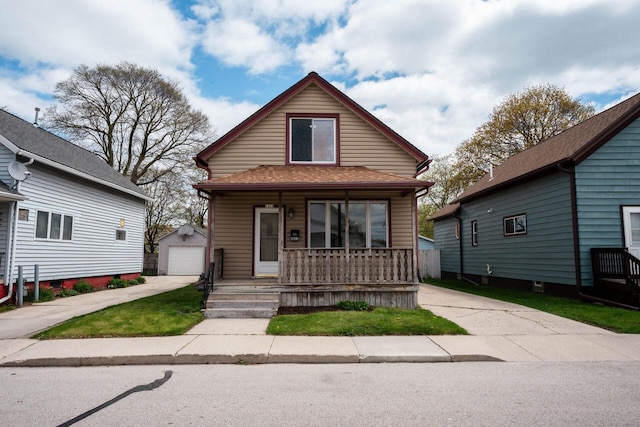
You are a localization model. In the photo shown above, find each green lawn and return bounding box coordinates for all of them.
[32,284,204,339]
[266,307,468,336]
[425,279,640,334]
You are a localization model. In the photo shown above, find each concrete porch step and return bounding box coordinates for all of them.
[212,292,279,301]
[203,307,278,319]
[204,290,280,318]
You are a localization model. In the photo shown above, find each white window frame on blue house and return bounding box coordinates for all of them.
[504,214,527,236]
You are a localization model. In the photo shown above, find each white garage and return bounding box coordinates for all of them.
[157,224,207,276]
[168,246,205,275]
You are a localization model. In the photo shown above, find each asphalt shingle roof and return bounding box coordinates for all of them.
[452,91,640,204]
[195,165,432,191]
[0,109,149,200]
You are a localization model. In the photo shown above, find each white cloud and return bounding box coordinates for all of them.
[2,0,640,159]
[0,0,196,73]
[201,18,288,74]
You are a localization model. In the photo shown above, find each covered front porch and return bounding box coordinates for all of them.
[195,165,431,313]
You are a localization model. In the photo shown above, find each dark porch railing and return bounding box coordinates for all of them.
[590,247,640,307]
[281,248,416,284]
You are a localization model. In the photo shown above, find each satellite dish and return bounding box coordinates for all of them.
[8,161,31,182]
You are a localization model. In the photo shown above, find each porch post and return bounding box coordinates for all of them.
[345,190,350,282]
[278,191,284,284]
[411,192,419,283]
[209,195,216,279]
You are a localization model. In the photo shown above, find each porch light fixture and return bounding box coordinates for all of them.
[287,207,295,219]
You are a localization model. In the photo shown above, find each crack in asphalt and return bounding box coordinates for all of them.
[57,370,173,427]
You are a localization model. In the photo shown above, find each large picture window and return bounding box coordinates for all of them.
[290,117,336,163]
[504,214,527,236]
[35,210,73,241]
[309,201,387,248]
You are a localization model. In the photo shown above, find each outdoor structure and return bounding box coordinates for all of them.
[418,235,435,250]
[194,72,432,309]
[157,224,207,276]
[431,92,640,308]
[0,109,150,302]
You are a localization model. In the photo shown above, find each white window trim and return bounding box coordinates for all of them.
[115,228,127,242]
[289,117,337,164]
[504,214,527,236]
[308,200,388,248]
[35,210,74,241]
[471,220,478,246]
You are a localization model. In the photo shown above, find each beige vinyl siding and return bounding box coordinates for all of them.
[214,191,414,279]
[208,84,418,179]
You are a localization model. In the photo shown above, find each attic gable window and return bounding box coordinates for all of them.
[289,116,337,164]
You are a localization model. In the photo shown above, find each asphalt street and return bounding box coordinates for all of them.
[2,362,640,426]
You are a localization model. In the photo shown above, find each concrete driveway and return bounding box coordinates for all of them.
[0,276,197,339]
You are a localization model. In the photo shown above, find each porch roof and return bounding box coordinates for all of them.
[194,165,433,193]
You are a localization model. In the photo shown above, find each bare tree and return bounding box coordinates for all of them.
[45,62,212,186]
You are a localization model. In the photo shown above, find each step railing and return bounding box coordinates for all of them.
[590,247,640,305]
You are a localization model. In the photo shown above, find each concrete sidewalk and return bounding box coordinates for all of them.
[0,275,198,339]
[1,281,640,366]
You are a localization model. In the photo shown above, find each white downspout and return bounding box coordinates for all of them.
[0,194,20,305]
[0,158,34,305]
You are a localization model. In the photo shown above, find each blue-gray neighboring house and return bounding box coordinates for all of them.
[431,92,640,308]
[418,235,435,250]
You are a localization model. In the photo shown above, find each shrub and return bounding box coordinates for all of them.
[107,278,127,289]
[336,300,370,311]
[73,280,94,294]
[37,288,55,302]
[127,279,138,286]
[24,287,55,303]
[136,276,146,284]
[57,289,78,298]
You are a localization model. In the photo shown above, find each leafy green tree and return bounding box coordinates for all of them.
[418,154,464,238]
[455,84,595,188]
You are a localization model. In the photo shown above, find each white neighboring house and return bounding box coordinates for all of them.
[0,109,151,302]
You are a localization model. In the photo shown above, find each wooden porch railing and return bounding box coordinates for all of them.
[280,248,416,284]
[590,247,640,307]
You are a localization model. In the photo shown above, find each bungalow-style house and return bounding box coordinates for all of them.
[194,72,432,311]
[431,92,640,308]
[0,109,150,303]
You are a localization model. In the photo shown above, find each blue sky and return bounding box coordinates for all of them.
[1,0,640,157]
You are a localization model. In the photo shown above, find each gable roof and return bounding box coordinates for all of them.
[429,202,460,221]
[195,165,432,192]
[0,109,151,201]
[196,72,428,166]
[452,91,640,204]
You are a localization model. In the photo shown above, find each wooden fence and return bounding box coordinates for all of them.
[418,249,440,279]
[143,253,158,275]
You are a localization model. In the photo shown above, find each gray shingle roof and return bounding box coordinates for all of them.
[0,109,149,200]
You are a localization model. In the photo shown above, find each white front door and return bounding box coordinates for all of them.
[622,206,640,258]
[254,207,279,276]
